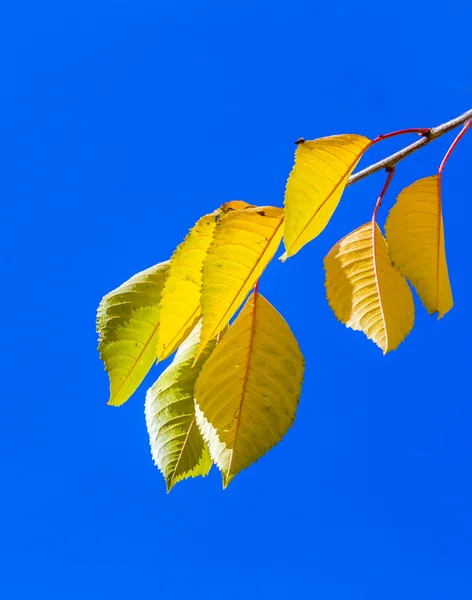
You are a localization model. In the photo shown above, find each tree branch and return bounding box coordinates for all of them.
[347,107,472,186]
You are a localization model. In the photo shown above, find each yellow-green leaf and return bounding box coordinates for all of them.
[97,261,169,406]
[145,322,215,492]
[324,222,414,353]
[197,205,284,359]
[385,175,453,319]
[194,292,304,488]
[156,211,218,362]
[282,134,371,260]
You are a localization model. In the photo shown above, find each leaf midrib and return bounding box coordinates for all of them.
[168,414,197,490]
[286,144,365,254]
[435,175,443,315]
[157,305,200,361]
[109,317,160,405]
[371,222,388,352]
[225,292,258,484]
[202,212,284,349]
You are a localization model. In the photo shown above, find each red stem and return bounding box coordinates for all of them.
[372,168,396,225]
[438,119,472,174]
[349,108,472,186]
[371,128,430,145]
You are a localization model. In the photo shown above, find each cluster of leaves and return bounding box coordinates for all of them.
[97,121,468,491]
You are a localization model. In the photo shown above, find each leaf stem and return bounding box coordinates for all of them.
[372,168,396,225]
[348,107,472,186]
[438,118,472,175]
[372,128,430,144]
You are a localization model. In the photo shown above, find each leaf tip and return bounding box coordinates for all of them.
[107,389,129,407]
[222,473,233,489]
[437,302,454,320]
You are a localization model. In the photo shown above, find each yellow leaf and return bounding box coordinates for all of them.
[385,175,453,319]
[97,261,169,406]
[156,211,218,362]
[282,134,371,260]
[324,222,414,353]
[197,205,284,359]
[221,200,254,212]
[145,322,215,492]
[194,292,304,488]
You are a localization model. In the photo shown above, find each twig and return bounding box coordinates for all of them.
[347,108,472,186]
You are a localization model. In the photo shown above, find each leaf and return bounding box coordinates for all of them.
[197,205,284,359]
[324,222,414,353]
[156,211,218,362]
[282,134,371,260]
[97,261,169,406]
[194,292,304,488]
[145,322,215,492]
[221,200,254,212]
[385,175,453,318]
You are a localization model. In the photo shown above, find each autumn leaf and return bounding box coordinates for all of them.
[282,134,371,260]
[221,200,254,212]
[157,202,256,362]
[145,322,215,492]
[156,211,219,362]
[97,261,169,406]
[196,205,284,360]
[194,292,304,488]
[385,175,453,319]
[325,222,414,353]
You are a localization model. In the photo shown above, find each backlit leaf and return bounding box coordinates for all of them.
[325,222,414,353]
[145,322,215,492]
[97,261,169,406]
[194,292,304,488]
[385,175,453,318]
[156,211,218,362]
[282,134,371,260]
[197,205,284,359]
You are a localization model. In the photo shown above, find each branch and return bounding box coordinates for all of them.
[347,107,472,186]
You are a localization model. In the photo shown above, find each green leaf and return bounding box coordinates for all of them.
[145,322,215,491]
[97,261,169,406]
[195,292,304,488]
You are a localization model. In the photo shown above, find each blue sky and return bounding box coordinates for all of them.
[1,1,472,598]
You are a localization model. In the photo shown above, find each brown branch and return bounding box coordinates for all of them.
[347,107,472,186]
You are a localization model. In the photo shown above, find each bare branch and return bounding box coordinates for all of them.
[347,108,472,186]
